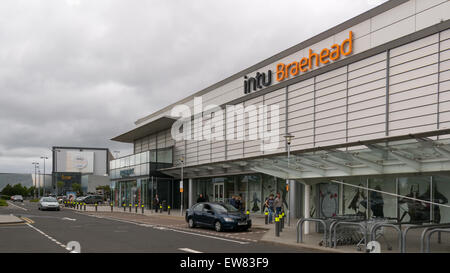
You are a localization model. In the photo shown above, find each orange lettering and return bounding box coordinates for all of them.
[289,61,299,76]
[329,44,340,61]
[320,48,330,64]
[276,63,286,81]
[299,58,308,72]
[308,49,319,70]
[341,31,353,56]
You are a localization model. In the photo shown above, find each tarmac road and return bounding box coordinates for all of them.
[0,201,324,253]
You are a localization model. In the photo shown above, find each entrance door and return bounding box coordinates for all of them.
[213,183,225,203]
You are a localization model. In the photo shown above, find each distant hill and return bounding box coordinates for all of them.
[0,173,33,190]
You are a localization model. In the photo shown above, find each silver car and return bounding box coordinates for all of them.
[38,197,61,211]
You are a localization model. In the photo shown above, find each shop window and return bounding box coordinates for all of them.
[368,177,396,219]
[430,175,450,224]
[248,175,262,213]
[262,175,277,211]
[343,177,368,217]
[398,176,431,224]
[276,177,289,210]
[317,182,339,218]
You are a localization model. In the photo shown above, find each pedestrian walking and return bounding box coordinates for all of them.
[235,195,242,210]
[153,194,160,213]
[264,194,275,223]
[274,192,283,217]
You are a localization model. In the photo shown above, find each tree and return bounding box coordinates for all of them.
[72,183,82,195]
[96,185,111,200]
[1,184,29,197]
[57,182,64,195]
[28,186,36,197]
[1,184,13,196]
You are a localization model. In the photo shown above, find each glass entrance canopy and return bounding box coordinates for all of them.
[159,130,450,180]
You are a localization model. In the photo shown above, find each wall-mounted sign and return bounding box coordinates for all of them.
[243,31,353,94]
[120,168,135,178]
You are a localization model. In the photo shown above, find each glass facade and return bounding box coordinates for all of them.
[110,151,151,180]
[193,174,291,214]
[306,173,450,224]
[110,147,175,208]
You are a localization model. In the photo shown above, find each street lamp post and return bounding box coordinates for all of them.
[38,166,41,198]
[40,156,48,196]
[32,162,39,199]
[283,133,294,227]
[180,156,184,217]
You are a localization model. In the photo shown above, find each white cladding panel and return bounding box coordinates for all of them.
[137,0,449,128]
[131,1,450,168]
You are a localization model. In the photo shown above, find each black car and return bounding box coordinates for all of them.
[82,195,103,205]
[185,202,251,232]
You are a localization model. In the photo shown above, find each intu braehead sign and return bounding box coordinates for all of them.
[244,31,353,94]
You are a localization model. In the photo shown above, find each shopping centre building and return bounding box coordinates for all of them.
[110,0,450,235]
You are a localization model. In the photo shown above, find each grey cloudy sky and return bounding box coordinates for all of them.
[0,0,386,174]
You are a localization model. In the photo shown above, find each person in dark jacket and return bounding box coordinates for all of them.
[153,194,160,213]
[197,194,206,203]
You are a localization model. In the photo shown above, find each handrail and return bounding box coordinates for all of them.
[424,228,450,253]
[370,223,402,252]
[296,218,328,246]
[332,221,367,248]
[328,217,365,247]
[402,223,450,253]
[369,220,402,241]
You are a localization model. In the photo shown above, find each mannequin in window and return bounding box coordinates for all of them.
[348,184,367,217]
[419,185,448,223]
[369,185,384,218]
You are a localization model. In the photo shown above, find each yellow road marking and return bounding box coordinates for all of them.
[21,217,35,224]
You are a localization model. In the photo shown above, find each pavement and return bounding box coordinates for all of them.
[0,214,24,224]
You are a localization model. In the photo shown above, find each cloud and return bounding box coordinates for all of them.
[0,0,386,173]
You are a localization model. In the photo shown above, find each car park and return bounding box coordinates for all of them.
[185,202,251,232]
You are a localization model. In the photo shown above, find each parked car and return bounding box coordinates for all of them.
[38,197,60,211]
[75,196,86,203]
[185,202,252,232]
[11,195,23,202]
[82,195,103,205]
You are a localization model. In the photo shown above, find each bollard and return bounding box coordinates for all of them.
[129,204,132,212]
[95,203,98,212]
[84,203,86,211]
[160,205,162,213]
[264,211,268,225]
[111,203,113,212]
[246,210,250,219]
[135,204,138,213]
[280,213,284,232]
[123,203,126,212]
[275,217,280,237]
[168,205,171,215]
[141,204,144,214]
